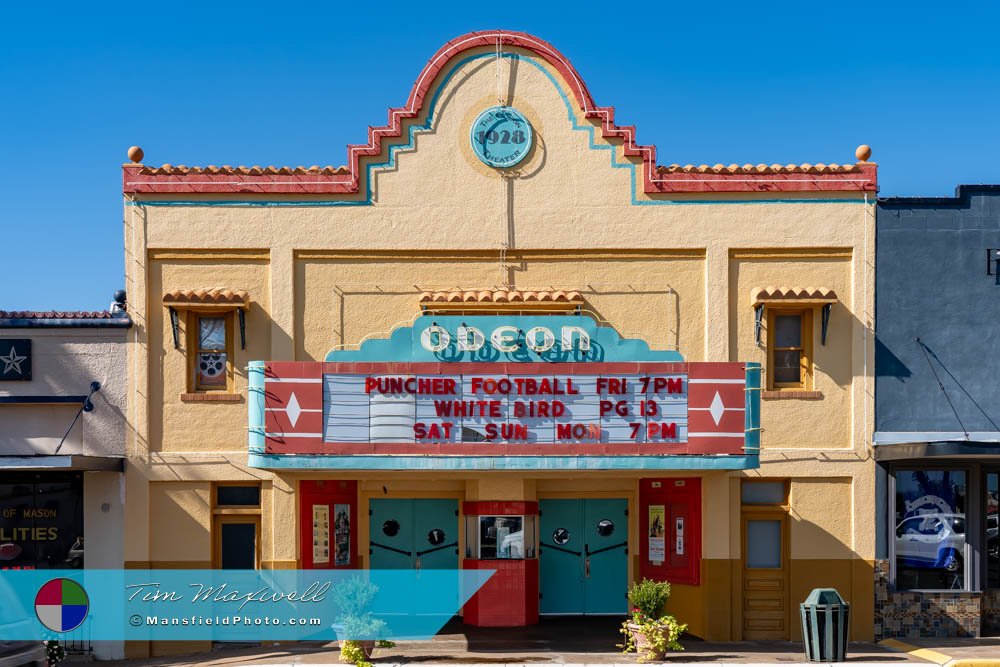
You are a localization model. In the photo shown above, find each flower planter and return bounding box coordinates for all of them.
[357,640,375,660]
[339,639,376,664]
[627,622,667,662]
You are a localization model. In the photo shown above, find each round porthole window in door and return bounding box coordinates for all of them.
[597,519,615,537]
[427,528,446,546]
[382,519,400,537]
[552,528,571,545]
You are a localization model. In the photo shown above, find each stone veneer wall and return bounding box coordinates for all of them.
[983,588,1000,636]
[874,560,983,638]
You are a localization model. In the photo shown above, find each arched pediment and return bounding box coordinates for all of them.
[123,31,876,198]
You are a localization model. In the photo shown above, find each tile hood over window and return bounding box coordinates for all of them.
[750,286,838,307]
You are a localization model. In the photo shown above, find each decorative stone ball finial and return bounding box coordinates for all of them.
[127,146,144,163]
[855,144,872,162]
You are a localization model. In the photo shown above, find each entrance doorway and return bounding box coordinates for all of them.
[214,517,259,569]
[741,512,789,639]
[369,498,459,569]
[539,498,627,615]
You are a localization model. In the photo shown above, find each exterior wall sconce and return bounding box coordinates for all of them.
[754,304,764,345]
[821,303,832,346]
[169,307,180,349]
[238,309,246,350]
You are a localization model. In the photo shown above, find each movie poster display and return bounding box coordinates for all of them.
[312,505,330,565]
[648,504,665,563]
[334,503,351,566]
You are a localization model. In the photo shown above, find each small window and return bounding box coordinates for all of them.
[742,481,787,505]
[216,485,260,507]
[188,313,233,392]
[746,519,782,568]
[768,310,812,390]
[196,316,228,389]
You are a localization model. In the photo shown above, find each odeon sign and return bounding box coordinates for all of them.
[248,315,761,469]
[419,322,590,354]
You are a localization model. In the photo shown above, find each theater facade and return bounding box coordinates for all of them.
[121,31,877,654]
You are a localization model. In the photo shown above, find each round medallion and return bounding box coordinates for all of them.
[427,528,446,546]
[552,528,571,545]
[470,106,533,168]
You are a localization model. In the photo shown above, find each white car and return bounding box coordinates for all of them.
[895,513,965,573]
[0,578,45,667]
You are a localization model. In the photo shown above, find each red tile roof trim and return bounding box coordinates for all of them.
[0,310,119,319]
[123,31,877,196]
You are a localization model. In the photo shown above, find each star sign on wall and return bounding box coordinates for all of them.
[1,347,26,374]
[0,339,31,380]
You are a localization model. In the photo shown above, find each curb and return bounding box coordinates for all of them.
[878,639,1000,667]
[228,664,927,667]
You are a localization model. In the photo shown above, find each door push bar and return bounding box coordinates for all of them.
[369,541,412,557]
[541,543,582,557]
[585,541,628,557]
[416,541,458,557]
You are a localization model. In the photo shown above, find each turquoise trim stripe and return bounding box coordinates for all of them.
[249,453,759,471]
[248,360,266,454]
[127,53,867,209]
[744,362,762,454]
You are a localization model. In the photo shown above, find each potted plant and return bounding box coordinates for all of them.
[44,639,66,667]
[619,578,686,662]
[330,577,395,667]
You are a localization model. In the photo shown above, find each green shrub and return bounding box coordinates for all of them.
[627,578,672,619]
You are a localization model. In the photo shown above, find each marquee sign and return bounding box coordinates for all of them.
[248,316,760,468]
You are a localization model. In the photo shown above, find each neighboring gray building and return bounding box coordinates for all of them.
[876,185,1000,639]
[0,295,130,659]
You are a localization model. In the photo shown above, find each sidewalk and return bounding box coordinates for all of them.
[64,617,938,666]
[64,639,928,666]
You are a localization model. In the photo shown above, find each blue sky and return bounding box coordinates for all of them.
[2,1,999,310]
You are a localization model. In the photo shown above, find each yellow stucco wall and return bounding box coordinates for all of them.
[147,482,211,566]
[122,41,876,648]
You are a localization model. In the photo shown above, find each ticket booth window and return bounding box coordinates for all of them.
[465,514,537,559]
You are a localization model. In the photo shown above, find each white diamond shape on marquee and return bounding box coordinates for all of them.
[286,393,302,428]
[709,391,725,426]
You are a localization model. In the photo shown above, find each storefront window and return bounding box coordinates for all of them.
[0,473,83,569]
[988,472,999,589]
[894,469,966,590]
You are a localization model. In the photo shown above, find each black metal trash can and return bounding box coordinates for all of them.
[799,588,850,662]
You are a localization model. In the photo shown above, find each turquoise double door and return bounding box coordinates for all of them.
[540,498,628,615]
[369,498,459,570]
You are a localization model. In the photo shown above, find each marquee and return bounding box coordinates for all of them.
[248,316,760,469]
